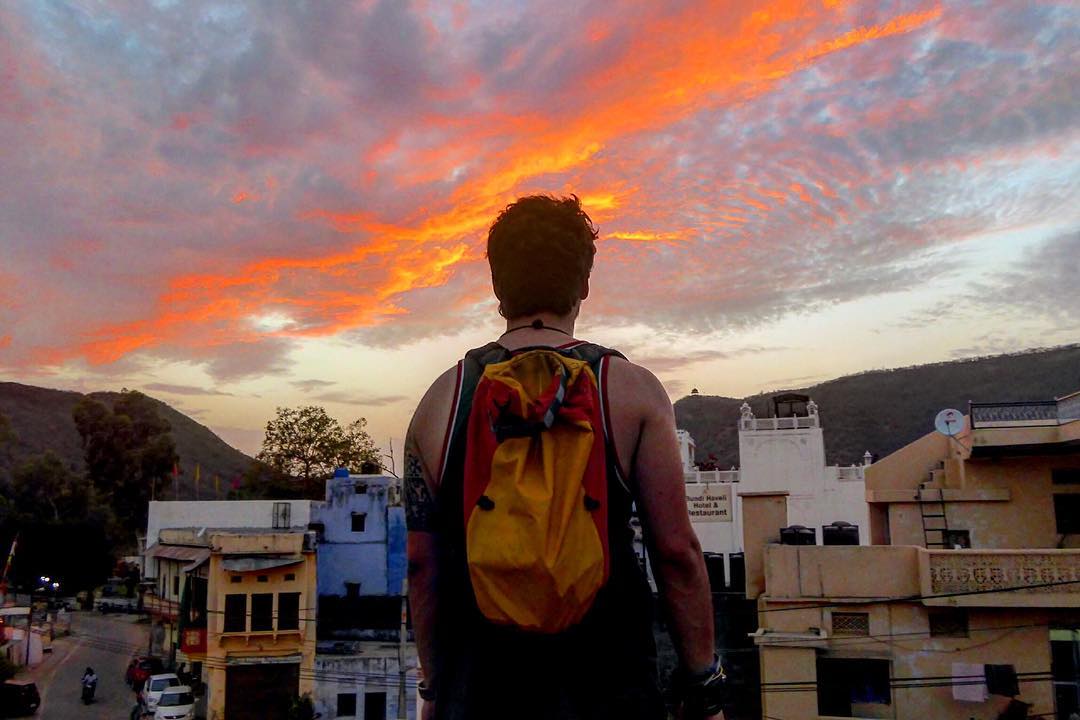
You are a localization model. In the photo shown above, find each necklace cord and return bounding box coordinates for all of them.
[502,318,571,337]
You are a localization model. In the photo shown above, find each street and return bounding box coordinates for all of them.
[30,611,147,719]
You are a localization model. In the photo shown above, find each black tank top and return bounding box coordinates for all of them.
[432,342,664,720]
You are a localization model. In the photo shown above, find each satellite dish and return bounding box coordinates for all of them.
[934,408,965,437]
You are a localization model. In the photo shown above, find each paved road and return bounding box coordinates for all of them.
[33,612,148,719]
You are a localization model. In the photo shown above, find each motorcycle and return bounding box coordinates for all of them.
[81,676,97,704]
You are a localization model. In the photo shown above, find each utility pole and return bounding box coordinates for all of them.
[397,578,408,720]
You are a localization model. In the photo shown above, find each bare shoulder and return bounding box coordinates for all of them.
[408,365,459,473]
[604,354,670,414]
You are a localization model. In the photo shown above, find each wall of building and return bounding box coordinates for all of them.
[147,500,315,546]
[203,532,318,720]
[314,475,406,598]
[870,445,1080,550]
[757,600,1064,720]
[314,645,418,720]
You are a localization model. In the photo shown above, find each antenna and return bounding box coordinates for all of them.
[933,408,965,437]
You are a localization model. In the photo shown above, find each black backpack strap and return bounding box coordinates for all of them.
[440,342,509,487]
[563,343,631,494]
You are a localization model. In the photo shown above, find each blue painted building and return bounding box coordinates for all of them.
[312,469,407,600]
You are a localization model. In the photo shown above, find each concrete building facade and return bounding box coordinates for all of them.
[750,391,1080,720]
[678,397,871,586]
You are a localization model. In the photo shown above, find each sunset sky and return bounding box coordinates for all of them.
[1,0,1077,460]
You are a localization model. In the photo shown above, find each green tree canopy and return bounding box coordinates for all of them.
[256,406,380,496]
[72,390,177,534]
[8,452,90,523]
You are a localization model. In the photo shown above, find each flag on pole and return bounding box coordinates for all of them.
[1,533,18,583]
[0,528,18,595]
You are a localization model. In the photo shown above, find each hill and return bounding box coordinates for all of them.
[674,344,1080,468]
[0,381,253,498]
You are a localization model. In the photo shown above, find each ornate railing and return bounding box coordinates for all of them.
[739,416,819,431]
[835,466,865,482]
[684,470,740,484]
[921,550,1080,607]
[970,401,1060,428]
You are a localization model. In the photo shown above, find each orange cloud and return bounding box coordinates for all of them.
[21,0,947,369]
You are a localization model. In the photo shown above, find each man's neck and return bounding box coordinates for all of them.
[499,312,577,349]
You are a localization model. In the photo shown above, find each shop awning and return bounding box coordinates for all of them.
[145,543,211,566]
[220,555,304,573]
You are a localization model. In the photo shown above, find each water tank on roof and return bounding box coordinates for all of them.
[780,525,816,545]
[772,393,811,418]
[702,552,726,593]
[822,521,860,546]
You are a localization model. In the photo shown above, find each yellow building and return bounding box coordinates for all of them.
[160,528,318,720]
[750,391,1080,720]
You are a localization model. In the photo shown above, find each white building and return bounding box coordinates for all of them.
[679,396,871,585]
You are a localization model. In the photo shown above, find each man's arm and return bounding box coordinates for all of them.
[622,365,715,673]
[404,367,457,691]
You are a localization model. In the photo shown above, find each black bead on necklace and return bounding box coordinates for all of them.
[503,318,571,336]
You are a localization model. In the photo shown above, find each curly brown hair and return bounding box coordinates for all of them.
[486,195,598,319]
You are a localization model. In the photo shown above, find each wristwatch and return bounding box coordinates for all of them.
[673,654,727,720]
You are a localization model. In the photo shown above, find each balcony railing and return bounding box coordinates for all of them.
[684,469,740,484]
[835,466,865,482]
[740,415,819,431]
[920,549,1080,607]
[970,400,1061,429]
[143,594,179,621]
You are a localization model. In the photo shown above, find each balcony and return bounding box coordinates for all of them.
[684,469,740,484]
[969,394,1080,455]
[143,594,179,621]
[919,549,1080,608]
[740,415,819,431]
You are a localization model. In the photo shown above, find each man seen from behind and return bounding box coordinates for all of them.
[405,195,723,720]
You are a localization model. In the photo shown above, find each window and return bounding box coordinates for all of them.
[831,613,870,636]
[943,529,971,549]
[224,594,246,633]
[285,573,296,582]
[257,575,269,583]
[230,575,242,584]
[1052,469,1080,485]
[272,501,291,529]
[817,657,890,716]
[345,582,360,599]
[364,692,387,720]
[278,592,300,631]
[173,575,179,596]
[929,609,969,638]
[354,483,368,494]
[251,593,273,632]
[351,513,367,532]
[336,693,357,717]
[1054,494,1080,534]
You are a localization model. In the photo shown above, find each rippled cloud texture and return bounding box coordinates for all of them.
[1,0,1078,449]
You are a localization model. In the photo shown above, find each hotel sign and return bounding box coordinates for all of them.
[685,484,733,523]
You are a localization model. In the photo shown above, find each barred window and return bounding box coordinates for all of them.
[832,612,870,636]
[929,609,969,638]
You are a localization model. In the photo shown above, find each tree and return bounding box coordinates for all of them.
[72,390,177,536]
[9,452,89,523]
[257,406,381,496]
[0,412,15,468]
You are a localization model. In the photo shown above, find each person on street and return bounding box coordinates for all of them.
[405,195,724,720]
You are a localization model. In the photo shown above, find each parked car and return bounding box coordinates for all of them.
[142,673,180,714]
[125,655,165,690]
[153,685,195,720]
[0,680,41,717]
